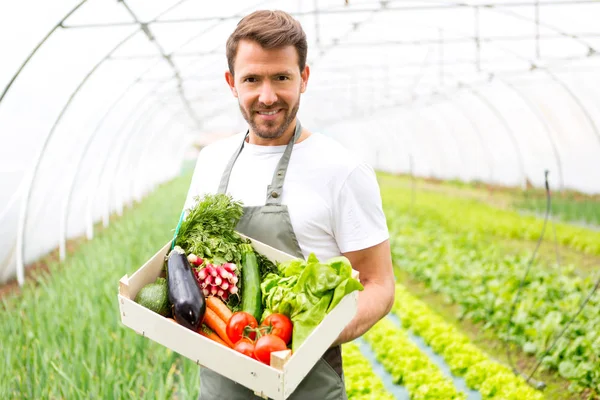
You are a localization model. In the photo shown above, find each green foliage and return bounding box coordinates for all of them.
[394,285,545,399]
[364,319,467,399]
[515,194,600,227]
[342,342,395,400]
[0,175,200,399]
[379,179,600,256]
[381,182,600,394]
[175,193,244,265]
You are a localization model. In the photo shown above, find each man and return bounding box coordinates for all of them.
[183,10,395,400]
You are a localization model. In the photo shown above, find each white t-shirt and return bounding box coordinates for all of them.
[183,132,389,261]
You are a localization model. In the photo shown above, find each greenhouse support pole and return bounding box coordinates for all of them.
[83,96,159,238]
[500,78,564,190]
[111,107,176,217]
[102,102,165,223]
[0,1,87,106]
[129,111,187,204]
[463,85,528,189]
[445,97,494,183]
[543,68,600,149]
[16,30,138,285]
[58,81,151,260]
[133,123,190,202]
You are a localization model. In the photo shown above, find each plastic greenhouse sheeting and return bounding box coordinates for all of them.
[1,0,600,285]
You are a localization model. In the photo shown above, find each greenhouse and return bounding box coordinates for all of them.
[1,0,599,399]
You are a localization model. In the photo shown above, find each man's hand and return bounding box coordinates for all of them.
[332,239,395,346]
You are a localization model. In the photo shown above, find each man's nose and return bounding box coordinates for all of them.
[258,82,277,106]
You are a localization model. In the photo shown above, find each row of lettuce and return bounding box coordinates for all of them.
[378,175,600,256]
[380,180,600,394]
[358,285,545,399]
[392,285,545,399]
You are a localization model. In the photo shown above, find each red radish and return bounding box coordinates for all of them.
[217,289,224,298]
[198,268,207,280]
[230,286,238,295]
[204,275,213,286]
[187,253,204,266]
[215,276,222,286]
[217,266,230,280]
[209,266,218,277]
[221,282,229,291]
[221,291,229,301]
[222,263,237,273]
[210,286,218,296]
[202,288,209,297]
[231,276,238,285]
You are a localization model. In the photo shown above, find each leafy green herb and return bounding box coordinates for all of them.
[175,194,244,265]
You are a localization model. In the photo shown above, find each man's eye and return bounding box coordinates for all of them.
[277,76,289,81]
[244,77,257,83]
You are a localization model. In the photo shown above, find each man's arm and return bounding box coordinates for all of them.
[332,239,395,346]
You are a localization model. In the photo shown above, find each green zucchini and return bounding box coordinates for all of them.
[240,244,262,320]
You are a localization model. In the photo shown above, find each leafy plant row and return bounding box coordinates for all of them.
[0,175,200,399]
[379,178,600,256]
[514,196,600,227]
[393,284,545,399]
[342,342,395,400]
[364,318,466,399]
[384,205,600,394]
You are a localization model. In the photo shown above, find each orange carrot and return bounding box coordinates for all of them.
[204,307,234,347]
[200,329,230,347]
[206,296,233,323]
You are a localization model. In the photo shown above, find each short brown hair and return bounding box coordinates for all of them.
[226,10,307,75]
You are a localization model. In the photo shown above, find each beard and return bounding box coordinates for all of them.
[239,96,301,141]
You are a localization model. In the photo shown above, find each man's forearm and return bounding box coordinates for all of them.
[332,280,394,346]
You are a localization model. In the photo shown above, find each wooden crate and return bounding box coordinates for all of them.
[118,236,359,400]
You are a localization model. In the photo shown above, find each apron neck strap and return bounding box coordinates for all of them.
[217,120,302,206]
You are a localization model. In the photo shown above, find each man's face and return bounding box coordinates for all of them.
[225,40,309,141]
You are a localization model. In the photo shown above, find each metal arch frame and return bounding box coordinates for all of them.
[57,67,168,260]
[437,92,495,183]
[7,0,600,284]
[84,95,162,238]
[425,101,470,181]
[499,78,565,189]
[130,114,188,203]
[106,103,169,220]
[15,28,140,285]
[13,0,203,273]
[396,105,443,178]
[122,110,188,208]
[461,84,528,188]
[541,68,600,148]
[58,0,600,28]
[0,1,88,105]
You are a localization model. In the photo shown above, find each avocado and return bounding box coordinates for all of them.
[134,277,170,317]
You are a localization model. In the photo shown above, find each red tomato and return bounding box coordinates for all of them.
[226,312,258,343]
[261,313,293,344]
[233,338,256,359]
[254,334,288,365]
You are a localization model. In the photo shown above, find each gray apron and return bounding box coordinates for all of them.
[199,120,347,400]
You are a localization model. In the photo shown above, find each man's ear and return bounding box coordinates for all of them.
[225,71,237,98]
[300,65,310,93]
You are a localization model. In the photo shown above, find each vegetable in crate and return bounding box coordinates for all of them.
[261,254,363,352]
[167,246,206,331]
[134,277,170,316]
[175,194,244,265]
[240,244,262,320]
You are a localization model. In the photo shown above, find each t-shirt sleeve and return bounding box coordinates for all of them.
[333,163,389,253]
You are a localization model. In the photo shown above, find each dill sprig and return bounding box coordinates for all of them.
[175,194,245,265]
